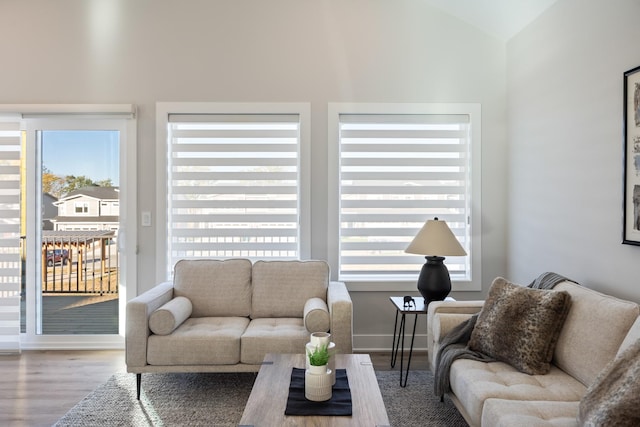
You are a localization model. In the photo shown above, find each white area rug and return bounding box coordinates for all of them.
[54,370,468,426]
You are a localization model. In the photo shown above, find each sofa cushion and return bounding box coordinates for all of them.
[553,281,640,386]
[147,317,250,365]
[303,297,330,333]
[482,399,580,427]
[578,338,640,427]
[149,296,192,335]
[240,318,309,364]
[173,258,252,317]
[251,260,329,319]
[469,278,571,375]
[449,359,586,425]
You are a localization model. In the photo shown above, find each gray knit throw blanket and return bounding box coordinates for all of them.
[433,272,576,399]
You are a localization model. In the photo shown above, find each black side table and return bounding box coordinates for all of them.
[389,296,428,387]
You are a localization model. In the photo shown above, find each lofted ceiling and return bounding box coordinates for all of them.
[422,0,560,41]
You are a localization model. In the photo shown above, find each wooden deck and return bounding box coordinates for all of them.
[21,295,119,334]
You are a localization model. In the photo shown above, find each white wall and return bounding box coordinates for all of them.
[0,0,507,349]
[507,0,640,302]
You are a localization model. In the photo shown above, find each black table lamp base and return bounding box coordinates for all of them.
[416,256,451,303]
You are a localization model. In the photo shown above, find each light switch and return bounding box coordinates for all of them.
[142,211,152,227]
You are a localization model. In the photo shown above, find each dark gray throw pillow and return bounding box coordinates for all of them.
[468,277,571,375]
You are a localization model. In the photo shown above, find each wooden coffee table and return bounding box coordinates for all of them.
[239,353,390,426]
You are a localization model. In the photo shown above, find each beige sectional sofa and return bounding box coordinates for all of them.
[427,279,640,427]
[126,259,352,398]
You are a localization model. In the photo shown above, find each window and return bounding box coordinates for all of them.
[156,103,311,280]
[75,202,89,214]
[328,103,481,291]
[0,119,22,353]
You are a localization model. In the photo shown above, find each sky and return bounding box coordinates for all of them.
[42,130,120,186]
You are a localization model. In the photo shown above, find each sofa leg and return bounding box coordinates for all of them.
[136,373,141,400]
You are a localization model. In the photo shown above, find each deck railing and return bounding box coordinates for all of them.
[40,234,119,295]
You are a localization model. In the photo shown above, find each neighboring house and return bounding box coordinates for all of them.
[42,193,58,231]
[51,186,119,232]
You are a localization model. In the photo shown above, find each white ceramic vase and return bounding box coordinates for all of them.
[305,366,332,401]
[310,332,331,347]
[306,340,336,385]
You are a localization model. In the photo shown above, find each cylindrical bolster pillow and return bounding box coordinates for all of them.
[304,297,330,333]
[149,296,193,335]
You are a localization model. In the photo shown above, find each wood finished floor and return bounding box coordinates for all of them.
[1,349,428,427]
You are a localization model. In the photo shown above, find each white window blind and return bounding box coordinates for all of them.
[337,113,472,280]
[166,113,301,272]
[0,121,22,353]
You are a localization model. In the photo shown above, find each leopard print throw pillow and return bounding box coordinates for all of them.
[578,338,640,426]
[468,277,571,375]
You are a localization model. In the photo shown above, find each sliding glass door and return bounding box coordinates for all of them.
[20,116,135,348]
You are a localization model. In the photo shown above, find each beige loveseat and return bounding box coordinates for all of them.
[126,259,352,398]
[427,279,640,427]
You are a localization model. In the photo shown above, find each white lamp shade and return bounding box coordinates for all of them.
[405,218,467,256]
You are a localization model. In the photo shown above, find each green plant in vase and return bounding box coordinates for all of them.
[307,343,330,367]
[305,343,332,401]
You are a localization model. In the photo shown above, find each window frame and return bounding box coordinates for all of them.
[327,103,482,292]
[155,102,311,282]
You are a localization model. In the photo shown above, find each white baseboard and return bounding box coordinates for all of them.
[20,335,125,350]
[18,334,423,353]
[352,333,427,353]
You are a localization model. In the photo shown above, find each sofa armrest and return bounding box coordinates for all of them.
[433,313,475,343]
[427,300,484,371]
[327,281,353,354]
[427,300,485,335]
[125,281,174,370]
[427,299,485,317]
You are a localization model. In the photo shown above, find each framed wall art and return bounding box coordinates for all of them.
[623,65,640,245]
